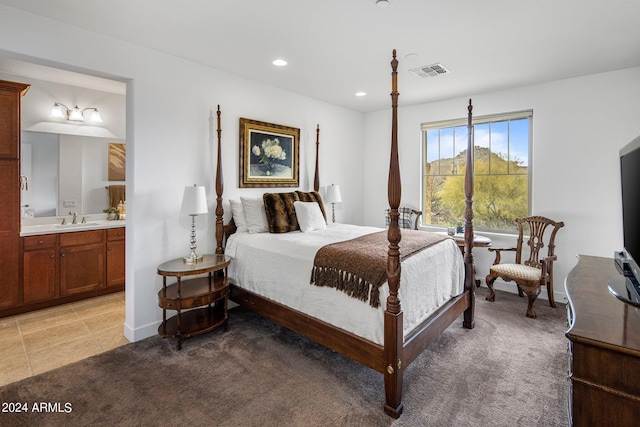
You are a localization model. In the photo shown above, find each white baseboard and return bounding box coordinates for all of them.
[123,320,160,343]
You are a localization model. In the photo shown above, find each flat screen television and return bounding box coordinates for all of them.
[609,135,640,306]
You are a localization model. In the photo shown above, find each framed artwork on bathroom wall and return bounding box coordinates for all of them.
[108,143,126,181]
[239,118,299,188]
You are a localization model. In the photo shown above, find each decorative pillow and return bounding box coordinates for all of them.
[263,192,300,233]
[240,197,269,233]
[295,191,327,221]
[294,201,327,233]
[229,199,248,233]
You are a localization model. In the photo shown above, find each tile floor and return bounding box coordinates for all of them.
[0,292,128,387]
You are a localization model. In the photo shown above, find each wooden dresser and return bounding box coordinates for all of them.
[565,255,640,426]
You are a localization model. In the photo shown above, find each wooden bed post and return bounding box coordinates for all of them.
[214,105,225,255]
[314,124,320,192]
[463,99,476,329]
[384,49,404,419]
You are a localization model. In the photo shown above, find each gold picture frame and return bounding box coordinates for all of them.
[239,118,299,188]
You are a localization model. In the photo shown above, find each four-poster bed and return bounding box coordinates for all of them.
[212,50,476,418]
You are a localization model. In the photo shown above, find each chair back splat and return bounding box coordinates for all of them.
[517,216,563,268]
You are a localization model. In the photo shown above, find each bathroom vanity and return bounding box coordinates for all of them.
[1,220,126,317]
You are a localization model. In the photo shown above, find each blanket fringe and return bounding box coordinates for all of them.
[311,266,381,308]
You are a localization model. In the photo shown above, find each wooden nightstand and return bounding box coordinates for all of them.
[157,254,230,349]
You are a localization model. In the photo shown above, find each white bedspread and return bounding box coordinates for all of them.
[225,223,463,345]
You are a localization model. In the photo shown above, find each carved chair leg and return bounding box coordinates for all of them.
[485,275,497,302]
[546,279,556,308]
[523,286,541,318]
[516,285,524,297]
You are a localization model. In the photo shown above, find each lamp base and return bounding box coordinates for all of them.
[183,253,203,264]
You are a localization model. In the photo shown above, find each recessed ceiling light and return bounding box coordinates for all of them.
[405,53,418,60]
[376,0,390,7]
[355,92,367,97]
[272,59,287,67]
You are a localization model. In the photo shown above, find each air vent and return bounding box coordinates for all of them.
[409,63,450,78]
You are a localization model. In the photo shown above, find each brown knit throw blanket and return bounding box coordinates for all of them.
[310,230,450,308]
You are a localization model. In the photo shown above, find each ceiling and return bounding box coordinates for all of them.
[1,0,639,112]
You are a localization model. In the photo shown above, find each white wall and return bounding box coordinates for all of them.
[364,67,640,302]
[0,5,364,341]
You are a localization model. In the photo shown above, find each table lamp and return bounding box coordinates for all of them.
[325,184,342,223]
[181,184,208,264]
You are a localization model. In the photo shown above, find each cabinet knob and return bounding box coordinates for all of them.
[38,240,44,245]
[50,254,55,259]
[107,247,112,251]
[61,253,66,257]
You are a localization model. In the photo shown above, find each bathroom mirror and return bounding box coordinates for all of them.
[21,131,126,218]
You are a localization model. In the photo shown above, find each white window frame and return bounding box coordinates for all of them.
[420,109,533,233]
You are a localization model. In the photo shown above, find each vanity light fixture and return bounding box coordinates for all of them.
[50,102,103,123]
[181,184,208,264]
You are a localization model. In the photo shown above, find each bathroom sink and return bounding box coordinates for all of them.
[54,222,100,229]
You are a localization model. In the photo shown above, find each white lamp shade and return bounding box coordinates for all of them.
[181,185,208,215]
[50,103,65,118]
[325,184,342,204]
[68,105,84,121]
[88,108,103,123]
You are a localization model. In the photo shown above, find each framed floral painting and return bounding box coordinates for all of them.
[239,118,299,187]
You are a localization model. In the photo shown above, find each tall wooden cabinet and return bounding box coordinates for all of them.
[0,80,29,308]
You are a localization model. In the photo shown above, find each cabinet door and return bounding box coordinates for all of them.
[0,160,19,308]
[60,243,104,295]
[0,84,23,159]
[23,249,57,303]
[106,239,125,288]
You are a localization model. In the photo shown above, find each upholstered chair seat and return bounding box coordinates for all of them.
[489,264,542,282]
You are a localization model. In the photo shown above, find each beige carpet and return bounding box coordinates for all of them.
[0,287,568,426]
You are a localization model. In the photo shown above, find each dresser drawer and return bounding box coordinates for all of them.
[23,234,58,250]
[572,342,640,396]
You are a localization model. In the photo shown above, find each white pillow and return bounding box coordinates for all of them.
[241,197,269,233]
[229,199,248,233]
[294,201,327,232]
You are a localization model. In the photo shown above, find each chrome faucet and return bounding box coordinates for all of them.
[69,211,77,224]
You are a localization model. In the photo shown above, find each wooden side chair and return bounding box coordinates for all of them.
[385,207,422,230]
[485,216,564,318]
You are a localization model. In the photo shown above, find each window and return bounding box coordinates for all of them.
[421,110,531,233]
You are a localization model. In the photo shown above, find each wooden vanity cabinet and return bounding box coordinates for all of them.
[59,230,105,296]
[106,227,125,288]
[6,227,125,318]
[22,234,58,303]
